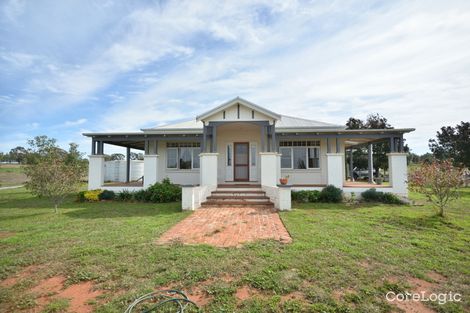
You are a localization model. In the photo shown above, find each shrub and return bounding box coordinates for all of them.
[381,192,403,204]
[133,189,149,202]
[361,188,382,202]
[146,178,181,202]
[291,190,309,203]
[83,189,102,202]
[308,190,321,202]
[291,190,321,203]
[117,190,133,201]
[319,185,343,203]
[99,190,115,201]
[361,188,403,204]
[76,191,86,202]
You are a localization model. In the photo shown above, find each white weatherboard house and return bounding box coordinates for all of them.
[84,97,414,210]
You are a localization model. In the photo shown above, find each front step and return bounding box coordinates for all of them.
[217,184,261,188]
[202,201,274,208]
[201,185,274,208]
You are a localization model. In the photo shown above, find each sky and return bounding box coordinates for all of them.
[1,0,469,155]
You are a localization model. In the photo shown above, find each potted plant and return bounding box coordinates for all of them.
[279,175,289,185]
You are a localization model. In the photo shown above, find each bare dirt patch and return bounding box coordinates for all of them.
[29,276,103,313]
[0,264,40,288]
[386,274,446,313]
[235,285,262,301]
[0,231,16,239]
[332,288,355,301]
[57,281,103,313]
[280,291,305,302]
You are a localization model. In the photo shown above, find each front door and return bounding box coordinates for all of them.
[234,142,249,181]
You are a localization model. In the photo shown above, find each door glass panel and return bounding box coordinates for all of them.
[234,143,249,180]
[235,166,248,179]
[235,144,248,164]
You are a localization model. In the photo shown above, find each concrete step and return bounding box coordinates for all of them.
[218,184,261,188]
[214,188,263,193]
[212,191,266,197]
[206,196,270,202]
[201,201,274,208]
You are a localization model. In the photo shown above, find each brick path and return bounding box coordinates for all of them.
[157,207,292,247]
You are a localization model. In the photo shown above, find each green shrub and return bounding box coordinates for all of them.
[146,178,181,202]
[308,190,321,202]
[117,190,133,201]
[319,185,343,203]
[76,191,86,202]
[381,192,403,204]
[292,190,309,203]
[361,188,382,202]
[133,189,149,202]
[361,188,403,204]
[99,190,115,201]
[291,190,321,203]
[83,189,102,202]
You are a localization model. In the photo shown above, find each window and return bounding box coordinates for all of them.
[308,147,319,168]
[166,143,200,169]
[192,148,200,168]
[280,141,320,169]
[251,144,256,166]
[293,147,307,169]
[280,148,292,169]
[227,144,232,166]
[179,147,192,169]
[167,148,178,169]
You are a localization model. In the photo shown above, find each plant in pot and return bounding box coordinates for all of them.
[279,175,290,185]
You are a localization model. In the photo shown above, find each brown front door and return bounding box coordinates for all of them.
[234,142,249,181]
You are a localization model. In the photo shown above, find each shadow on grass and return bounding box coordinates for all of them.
[64,203,183,219]
[380,214,464,231]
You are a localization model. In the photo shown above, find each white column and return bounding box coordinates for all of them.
[200,153,218,187]
[326,153,344,188]
[182,186,196,211]
[143,155,159,188]
[88,155,105,190]
[278,186,292,211]
[260,152,281,187]
[388,153,408,196]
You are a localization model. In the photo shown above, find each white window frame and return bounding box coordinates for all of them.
[166,144,200,170]
[280,141,321,170]
[167,148,178,169]
[280,147,293,169]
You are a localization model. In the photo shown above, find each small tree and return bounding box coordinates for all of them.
[408,160,463,217]
[24,141,86,213]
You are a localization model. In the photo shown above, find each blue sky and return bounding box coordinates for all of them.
[1,0,469,155]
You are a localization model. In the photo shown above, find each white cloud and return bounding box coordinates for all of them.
[63,118,87,127]
[1,0,470,154]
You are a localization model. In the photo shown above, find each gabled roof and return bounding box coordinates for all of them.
[195,97,281,121]
[142,114,344,133]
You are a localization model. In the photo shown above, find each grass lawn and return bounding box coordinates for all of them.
[0,188,469,312]
[0,164,27,187]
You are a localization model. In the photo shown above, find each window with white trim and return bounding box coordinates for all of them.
[280,141,320,169]
[166,143,200,169]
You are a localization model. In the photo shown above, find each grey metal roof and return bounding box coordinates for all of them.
[143,115,344,131]
[276,115,344,129]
